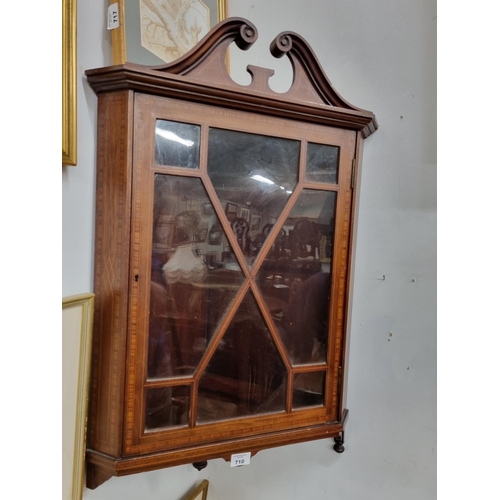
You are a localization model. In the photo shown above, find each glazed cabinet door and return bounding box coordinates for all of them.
[124,94,357,456]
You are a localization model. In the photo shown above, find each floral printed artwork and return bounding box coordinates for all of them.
[140,0,211,62]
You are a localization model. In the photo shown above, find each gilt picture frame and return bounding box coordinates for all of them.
[62,294,95,500]
[110,0,228,65]
[62,0,77,165]
[183,480,209,500]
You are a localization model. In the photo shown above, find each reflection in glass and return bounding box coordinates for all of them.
[148,175,245,379]
[207,128,300,267]
[145,385,190,431]
[293,372,326,409]
[197,291,286,423]
[256,190,337,365]
[306,143,339,184]
[155,120,200,168]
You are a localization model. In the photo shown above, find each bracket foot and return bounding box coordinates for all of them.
[193,461,208,471]
[333,432,345,453]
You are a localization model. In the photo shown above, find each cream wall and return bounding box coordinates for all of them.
[62,1,437,498]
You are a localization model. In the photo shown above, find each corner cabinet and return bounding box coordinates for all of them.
[85,18,377,488]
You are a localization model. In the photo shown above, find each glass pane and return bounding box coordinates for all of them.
[207,128,300,268]
[155,120,200,168]
[256,190,337,365]
[145,385,190,431]
[197,291,287,423]
[293,372,326,409]
[148,175,245,379]
[306,143,339,184]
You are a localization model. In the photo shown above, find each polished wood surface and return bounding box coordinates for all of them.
[88,410,348,482]
[85,18,376,488]
[86,18,377,137]
[88,90,134,459]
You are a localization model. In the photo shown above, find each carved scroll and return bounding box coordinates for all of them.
[86,18,377,136]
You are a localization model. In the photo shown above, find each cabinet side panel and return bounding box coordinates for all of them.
[325,131,356,420]
[339,131,365,415]
[88,90,134,457]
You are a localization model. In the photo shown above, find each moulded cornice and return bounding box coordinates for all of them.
[86,18,377,137]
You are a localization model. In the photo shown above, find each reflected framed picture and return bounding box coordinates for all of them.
[225,202,238,222]
[239,207,250,222]
[251,214,261,231]
[183,480,209,500]
[62,294,95,500]
[110,0,228,65]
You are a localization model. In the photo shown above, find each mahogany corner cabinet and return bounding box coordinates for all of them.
[85,18,377,488]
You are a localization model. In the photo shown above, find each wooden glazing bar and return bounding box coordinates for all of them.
[290,364,328,374]
[192,280,250,382]
[248,181,303,277]
[201,170,252,279]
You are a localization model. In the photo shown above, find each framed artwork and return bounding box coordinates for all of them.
[183,480,209,500]
[110,0,228,65]
[239,207,250,222]
[62,294,95,500]
[251,214,261,231]
[62,0,77,165]
[225,202,238,222]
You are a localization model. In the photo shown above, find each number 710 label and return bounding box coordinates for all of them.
[230,452,251,467]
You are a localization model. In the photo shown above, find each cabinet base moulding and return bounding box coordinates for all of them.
[86,411,348,489]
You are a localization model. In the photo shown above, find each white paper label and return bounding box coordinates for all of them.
[107,3,119,30]
[230,452,251,467]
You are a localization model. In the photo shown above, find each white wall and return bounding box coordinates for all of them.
[63,1,436,498]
